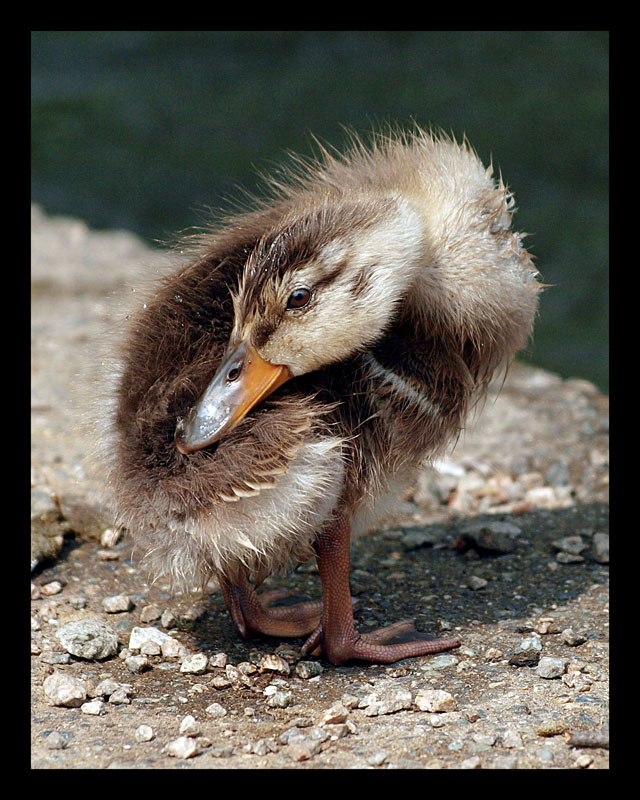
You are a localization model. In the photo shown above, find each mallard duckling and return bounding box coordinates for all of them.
[107,127,540,665]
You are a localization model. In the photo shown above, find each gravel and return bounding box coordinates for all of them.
[30,207,609,770]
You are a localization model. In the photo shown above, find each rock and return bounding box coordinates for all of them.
[81,699,105,715]
[460,520,522,553]
[180,653,208,674]
[295,661,323,679]
[140,604,162,623]
[209,652,228,668]
[537,657,568,679]
[102,594,134,613]
[267,690,293,708]
[318,703,349,726]
[56,618,119,660]
[552,535,587,555]
[509,650,540,667]
[135,725,154,742]
[592,532,609,563]
[516,633,542,652]
[41,580,64,596]
[260,653,290,675]
[125,654,150,673]
[205,702,228,718]
[562,628,588,647]
[467,575,488,590]
[45,731,70,750]
[43,671,87,707]
[166,737,199,759]
[414,689,457,713]
[179,715,200,736]
[94,678,123,697]
[128,626,175,650]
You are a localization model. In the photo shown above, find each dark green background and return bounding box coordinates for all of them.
[31,31,609,391]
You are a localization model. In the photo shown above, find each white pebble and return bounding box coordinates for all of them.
[43,671,87,707]
[179,715,200,736]
[414,689,457,713]
[180,653,208,674]
[135,725,154,742]
[166,736,199,759]
[81,699,104,715]
[205,702,228,718]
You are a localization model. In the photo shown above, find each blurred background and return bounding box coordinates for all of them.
[31,31,609,391]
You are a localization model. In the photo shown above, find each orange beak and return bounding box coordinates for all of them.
[175,340,292,454]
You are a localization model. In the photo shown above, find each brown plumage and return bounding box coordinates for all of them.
[105,127,540,664]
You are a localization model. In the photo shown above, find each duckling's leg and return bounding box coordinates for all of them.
[219,572,323,639]
[307,513,460,665]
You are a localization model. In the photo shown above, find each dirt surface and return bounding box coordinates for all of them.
[31,206,609,769]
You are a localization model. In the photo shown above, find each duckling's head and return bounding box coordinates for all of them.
[175,195,424,453]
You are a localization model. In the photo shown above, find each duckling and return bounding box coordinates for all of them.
[106,127,540,665]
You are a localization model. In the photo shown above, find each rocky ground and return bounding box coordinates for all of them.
[31,206,609,769]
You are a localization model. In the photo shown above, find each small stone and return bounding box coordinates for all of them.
[39,651,70,666]
[179,715,200,736]
[125,654,150,674]
[553,536,587,555]
[237,661,258,675]
[67,596,87,610]
[460,520,522,553]
[209,652,228,668]
[318,703,349,726]
[180,653,208,674]
[96,548,119,561]
[536,720,567,737]
[161,609,177,629]
[102,594,134,613]
[556,552,584,563]
[140,604,162,623]
[56,618,119,661]
[43,671,87,707]
[428,654,459,669]
[562,628,588,647]
[592,533,609,563]
[41,580,63,596]
[100,527,121,548]
[537,657,568,679]
[205,702,228,718]
[135,725,154,742]
[509,650,540,667]
[128,626,175,651]
[81,699,105,715]
[211,674,232,689]
[139,639,162,656]
[166,736,199,759]
[260,653,290,675]
[267,690,293,708]
[516,633,542,652]
[109,686,133,704]
[161,638,188,658]
[460,755,482,769]
[415,689,457,713]
[45,731,69,750]
[93,678,122,697]
[295,661,323,679]
[367,750,388,766]
[286,741,316,761]
[502,729,523,748]
[467,575,488,590]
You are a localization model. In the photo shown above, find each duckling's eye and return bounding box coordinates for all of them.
[286,287,311,310]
